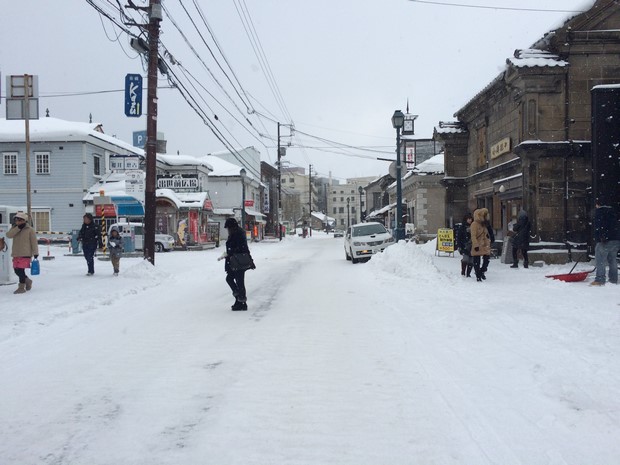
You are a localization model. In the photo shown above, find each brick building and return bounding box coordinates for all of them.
[435,0,620,244]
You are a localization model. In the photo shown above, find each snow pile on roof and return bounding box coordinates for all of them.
[83,172,130,201]
[412,153,444,174]
[0,117,143,155]
[199,155,251,178]
[435,121,466,134]
[156,189,209,209]
[158,154,213,171]
[311,212,335,223]
[508,49,568,68]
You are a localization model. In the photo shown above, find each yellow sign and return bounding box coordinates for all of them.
[491,137,511,159]
[437,228,455,253]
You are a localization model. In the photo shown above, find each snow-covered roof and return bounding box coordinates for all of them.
[0,117,143,156]
[412,153,444,174]
[83,172,131,201]
[199,155,254,179]
[158,154,213,171]
[592,83,620,90]
[367,202,397,217]
[156,189,209,209]
[508,49,568,68]
[311,212,335,223]
[434,122,466,135]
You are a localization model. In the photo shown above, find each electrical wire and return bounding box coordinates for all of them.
[408,0,586,13]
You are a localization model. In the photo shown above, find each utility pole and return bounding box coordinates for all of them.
[309,164,312,237]
[277,122,283,240]
[143,0,162,264]
[23,74,32,223]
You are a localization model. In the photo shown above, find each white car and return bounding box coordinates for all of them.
[109,222,175,252]
[344,222,395,263]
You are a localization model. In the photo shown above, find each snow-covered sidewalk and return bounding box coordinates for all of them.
[0,236,618,465]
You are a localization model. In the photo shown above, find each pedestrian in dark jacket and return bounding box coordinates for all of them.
[456,213,473,277]
[107,227,123,276]
[591,197,620,286]
[218,217,256,310]
[510,209,531,268]
[77,213,103,276]
[5,212,39,294]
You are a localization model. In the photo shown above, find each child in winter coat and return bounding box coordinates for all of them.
[107,228,123,276]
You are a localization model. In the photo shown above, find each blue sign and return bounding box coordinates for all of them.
[133,130,147,148]
[124,74,142,117]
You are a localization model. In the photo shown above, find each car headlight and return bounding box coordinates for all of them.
[353,241,363,246]
[384,237,394,244]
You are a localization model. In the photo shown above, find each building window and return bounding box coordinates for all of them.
[527,99,538,136]
[93,155,101,176]
[3,152,18,175]
[289,178,294,183]
[35,152,50,174]
[333,207,337,214]
[31,211,50,232]
[333,197,336,202]
[340,218,345,225]
[282,178,286,183]
[477,126,487,168]
[341,197,344,202]
[339,207,344,214]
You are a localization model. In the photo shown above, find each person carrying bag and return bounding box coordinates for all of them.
[219,217,256,311]
[5,212,39,294]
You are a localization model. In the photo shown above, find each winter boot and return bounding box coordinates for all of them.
[510,261,518,268]
[466,265,473,277]
[25,277,33,291]
[461,262,467,276]
[14,283,26,294]
[231,300,247,311]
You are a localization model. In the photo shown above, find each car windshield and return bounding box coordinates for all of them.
[352,224,387,237]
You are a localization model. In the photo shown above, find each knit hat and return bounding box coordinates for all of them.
[224,217,239,228]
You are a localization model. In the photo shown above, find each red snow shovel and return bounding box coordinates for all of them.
[545,253,595,282]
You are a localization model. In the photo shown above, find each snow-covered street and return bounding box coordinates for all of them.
[1,234,619,465]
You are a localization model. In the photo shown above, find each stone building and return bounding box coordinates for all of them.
[435,0,620,244]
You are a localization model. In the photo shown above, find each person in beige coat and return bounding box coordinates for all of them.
[5,212,39,294]
[470,208,492,282]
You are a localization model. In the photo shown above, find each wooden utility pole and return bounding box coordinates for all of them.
[144,0,162,264]
[24,74,32,224]
[308,164,312,237]
[277,122,282,240]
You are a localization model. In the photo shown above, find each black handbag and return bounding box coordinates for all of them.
[229,252,253,271]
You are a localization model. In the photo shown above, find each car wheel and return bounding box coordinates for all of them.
[345,249,351,261]
[351,249,358,264]
[155,242,163,252]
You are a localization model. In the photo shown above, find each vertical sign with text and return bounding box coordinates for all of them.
[124,74,142,117]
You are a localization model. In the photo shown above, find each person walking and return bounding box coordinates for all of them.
[219,217,256,310]
[107,227,123,276]
[5,212,39,294]
[591,197,620,286]
[480,210,494,277]
[456,213,474,277]
[510,209,531,268]
[470,208,492,282]
[77,213,103,276]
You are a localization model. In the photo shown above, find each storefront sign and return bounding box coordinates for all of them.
[124,74,142,117]
[436,228,455,253]
[244,200,254,207]
[203,199,213,211]
[95,204,116,217]
[110,155,141,171]
[263,187,270,213]
[157,175,199,190]
[491,137,511,159]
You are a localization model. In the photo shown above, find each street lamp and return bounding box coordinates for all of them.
[391,110,405,241]
[358,186,363,223]
[240,168,247,230]
[346,197,351,228]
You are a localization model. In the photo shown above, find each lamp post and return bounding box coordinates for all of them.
[358,186,363,223]
[391,110,405,241]
[240,168,247,230]
[346,197,351,228]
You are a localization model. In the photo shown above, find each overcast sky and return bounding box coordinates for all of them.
[0,0,594,181]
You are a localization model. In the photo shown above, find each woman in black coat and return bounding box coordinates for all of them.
[510,210,531,268]
[456,213,473,277]
[220,217,255,310]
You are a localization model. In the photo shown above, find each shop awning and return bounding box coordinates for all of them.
[112,196,144,216]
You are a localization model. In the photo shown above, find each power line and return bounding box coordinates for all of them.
[408,0,586,13]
